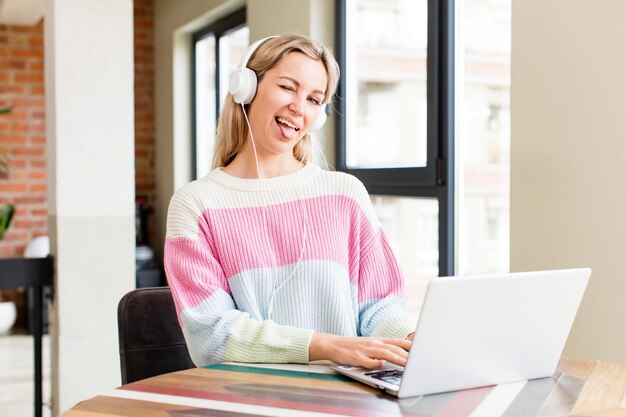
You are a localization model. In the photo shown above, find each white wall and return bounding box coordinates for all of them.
[154,0,336,256]
[45,0,135,413]
[511,0,626,362]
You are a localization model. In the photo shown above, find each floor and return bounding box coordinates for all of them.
[0,333,51,417]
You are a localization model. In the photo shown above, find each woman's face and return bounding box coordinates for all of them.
[247,51,327,158]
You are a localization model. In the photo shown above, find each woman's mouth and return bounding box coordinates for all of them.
[275,117,300,139]
[275,117,299,131]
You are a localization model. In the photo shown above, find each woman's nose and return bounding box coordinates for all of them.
[288,97,304,116]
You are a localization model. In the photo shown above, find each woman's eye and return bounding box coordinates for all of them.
[280,85,295,92]
[308,97,321,105]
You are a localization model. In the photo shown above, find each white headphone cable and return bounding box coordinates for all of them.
[239,103,309,320]
[266,149,308,320]
[241,103,264,179]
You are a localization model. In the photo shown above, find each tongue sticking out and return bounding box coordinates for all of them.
[276,117,298,140]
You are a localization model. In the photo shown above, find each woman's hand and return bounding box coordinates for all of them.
[309,333,412,369]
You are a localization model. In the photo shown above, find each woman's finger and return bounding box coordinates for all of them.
[359,357,385,369]
[366,345,408,366]
[382,338,412,351]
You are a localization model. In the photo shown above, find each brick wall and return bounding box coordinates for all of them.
[0,0,157,257]
[0,21,46,258]
[134,0,157,249]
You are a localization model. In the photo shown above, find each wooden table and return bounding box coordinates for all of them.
[61,358,626,417]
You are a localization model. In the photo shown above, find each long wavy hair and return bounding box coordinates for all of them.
[212,34,340,169]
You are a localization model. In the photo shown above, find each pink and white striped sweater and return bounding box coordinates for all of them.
[164,163,414,366]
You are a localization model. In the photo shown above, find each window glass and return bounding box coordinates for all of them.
[371,196,438,318]
[193,26,248,178]
[457,0,511,275]
[346,0,428,168]
[194,35,216,178]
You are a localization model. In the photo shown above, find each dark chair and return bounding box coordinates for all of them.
[117,287,195,384]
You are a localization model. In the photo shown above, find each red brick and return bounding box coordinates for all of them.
[10,159,27,168]
[135,148,149,158]
[13,171,29,180]
[29,86,45,95]
[134,43,153,54]
[134,20,152,30]
[0,246,12,257]
[31,208,47,216]
[7,26,36,33]
[28,60,44,71]
[13,97,44,107]
[13,146,44,156]
[8,59,26,69]
[27,36,44,47]
[30,136,46,144]
[9,110,28,119]
[134,31,149,41]
[29,159,45,168]
[13,220,36,229]
[135,113,153,122]
[28,171,46,179]
[14,73,43,84]
[14,195,44,204]
[13,206,29,217]
[30,183,46,193]
[0,183,27,192]
[0,135,25,144]
[11,123,31,132]
[11,48,41,58]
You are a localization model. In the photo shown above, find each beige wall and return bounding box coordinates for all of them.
[153,0,335,256]
[511,0,626,362]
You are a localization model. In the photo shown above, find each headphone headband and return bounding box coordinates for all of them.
[236,36,278,73]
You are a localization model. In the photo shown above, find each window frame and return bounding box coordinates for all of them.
[335,0,455,276]
[191,8,247,180]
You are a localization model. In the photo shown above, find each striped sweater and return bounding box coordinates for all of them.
[164,163,414,366]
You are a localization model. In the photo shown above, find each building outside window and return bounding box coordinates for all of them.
[458,0,511,275]
[338,0,511,318]
[193,10,248,179]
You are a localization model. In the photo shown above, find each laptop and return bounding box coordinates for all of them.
[332,268,591,398]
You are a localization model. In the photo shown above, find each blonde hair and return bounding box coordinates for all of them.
[212,34,340,169]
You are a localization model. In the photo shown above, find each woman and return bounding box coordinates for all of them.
[165,34,414,369]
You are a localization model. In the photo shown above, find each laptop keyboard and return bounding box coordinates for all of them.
[364,368,404,386]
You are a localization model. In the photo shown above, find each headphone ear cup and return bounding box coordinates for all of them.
[311,104,327,131]
[229,67,258,104]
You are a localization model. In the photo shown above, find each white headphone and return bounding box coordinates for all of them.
[228,36,327,131]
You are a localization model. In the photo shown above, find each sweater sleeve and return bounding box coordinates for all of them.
[164,189,313,366]
[348,181,415,339]
[357,228,416,338]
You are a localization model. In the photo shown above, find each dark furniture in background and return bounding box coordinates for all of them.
[135,266,164,288]
[0,256,53,417]
[117,287,195,384]
[135,198,165,288]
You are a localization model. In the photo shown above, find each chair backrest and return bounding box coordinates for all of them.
[117,287,195,384]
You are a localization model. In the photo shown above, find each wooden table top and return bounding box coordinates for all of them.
[61,357,626,417]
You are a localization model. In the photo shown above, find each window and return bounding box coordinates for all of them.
[192,10,248,179]
[337,0,512,314]
[336,0,454,314]
[457,0,511,275]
